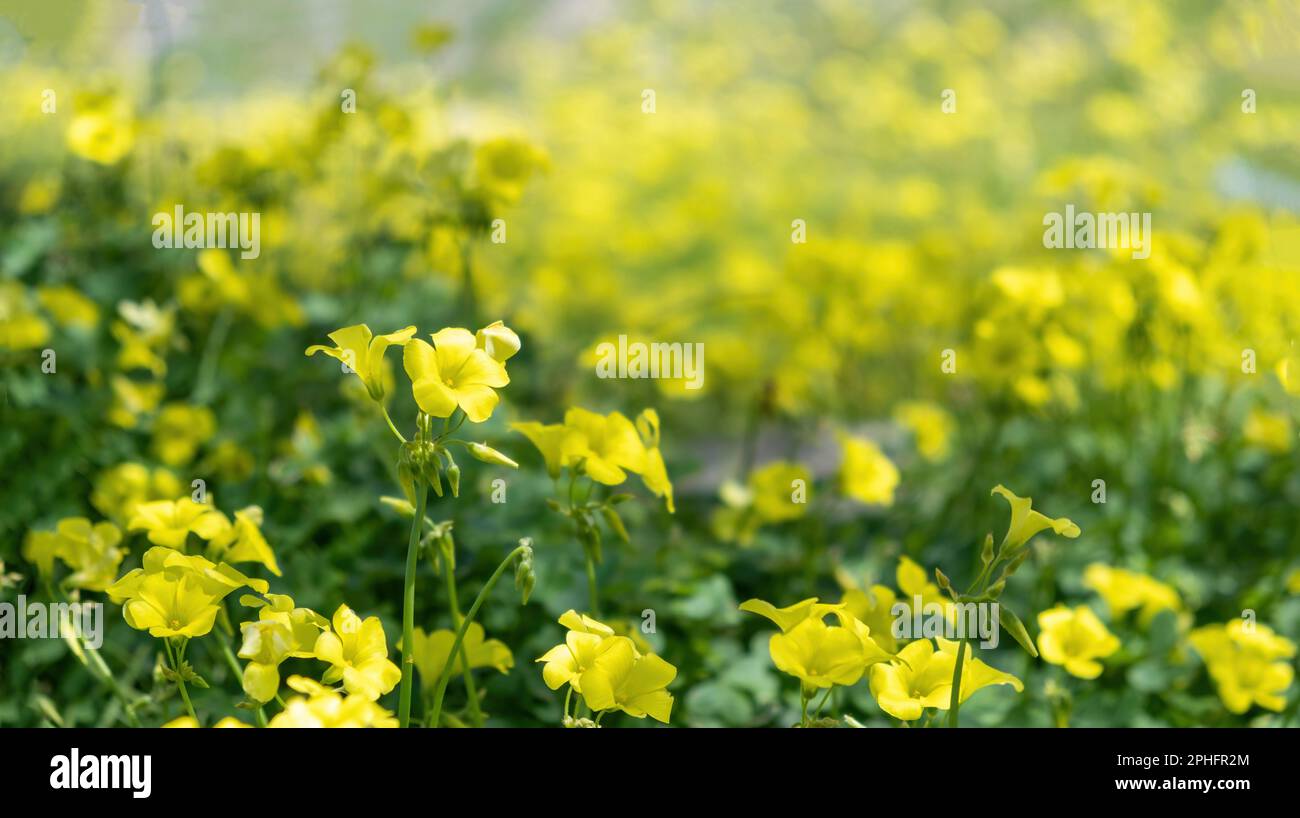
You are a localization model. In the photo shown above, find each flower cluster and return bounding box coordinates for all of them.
[537,610,676,725]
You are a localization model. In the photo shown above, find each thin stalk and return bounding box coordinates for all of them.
[444,560,483,726]
[165,639,197,722]
[585,551,600,618]
[398,481,429,728]
[946,638,968,728]
[381,405,406,443]
[428,544,530,727]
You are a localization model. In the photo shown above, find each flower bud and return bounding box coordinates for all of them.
[468,442,519,468]
[476,320,521,362]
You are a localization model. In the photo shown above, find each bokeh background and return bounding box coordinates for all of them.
[2,0,1299,727]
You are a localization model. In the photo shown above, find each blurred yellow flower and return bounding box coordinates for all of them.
[1036,605,1120,679]
[22,518,126,592]
[37,286,99,329]
[1082,563,1181,625]
[128,498,228,549]
[91,463,184,526]
[67,99,134,165]
[152,403,216,467]
[409,622,514,689]
[1189,620,1296,714]
[839,435,899,506]
[0,282,51,350]
[894,401,954,460]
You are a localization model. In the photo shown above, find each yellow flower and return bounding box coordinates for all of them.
[839,435,899,506]
[749,460,811,523]
[404,327,510,422]
[208,506,281,576]
[1082,564,1181,625]
[128,498,228,549]
[306,323,417,401]
[579,636,676,723]
[106,547,268,639]
[537,628,621,694]
[741,597,892,690]
[22,520,115,589]
[769,616,874,690]
[118,571,223,638]
[991,485,1081,553]
[238,594,328,703]
[869,638,1022,721]
[560,407,644,485]
[409,622,514,689]
[90,463,183,525]
[894,401,954,460]
[1189,621,1296,714]
[152,403,216,466]
[510,420,587,478]
[268,676,398,728]
[107,546,270,606]
[22,518,126,592]
[37,286,100,329]
[106,376,164,429]
[313,604,402,701]
[633,409,675,512]
[1036,605,1120,679]
[0,282,51,350]
[739,597,843,632]
[535,609,625,693]
[838,582,899,653]
[66,101,134,165]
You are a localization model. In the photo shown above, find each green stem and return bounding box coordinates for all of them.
[947,638,968,728]
[398,480,429,728]
[444,557,484,727]
[429,544,530,727]
[165,639,197,722]
[585,551,600,618]
[381,405,406,443]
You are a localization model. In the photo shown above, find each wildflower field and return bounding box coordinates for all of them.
[2,0,1299,732]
